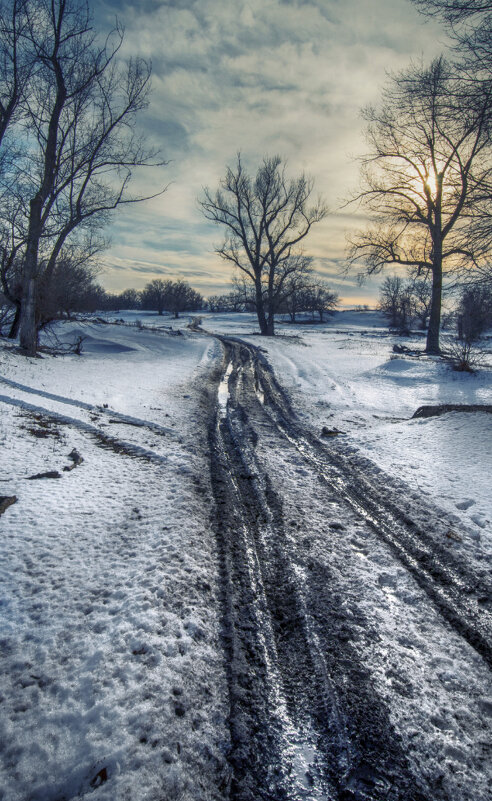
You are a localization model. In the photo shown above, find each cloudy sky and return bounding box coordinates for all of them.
[94,0,446,304]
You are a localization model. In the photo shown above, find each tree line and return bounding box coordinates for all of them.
[378,274,492,344]
[0,268,339,327]
[0,274,204,326]
[209,272,339,322]
[116,279,203,318]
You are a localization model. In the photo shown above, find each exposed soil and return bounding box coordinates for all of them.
[412,404,492,418]
[206,335,492,801]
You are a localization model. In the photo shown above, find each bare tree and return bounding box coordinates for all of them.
[379,275,433,332]
[0,0,34,149]
[410,1,492,80]
[200,154,327,336]
[457,282,492,341]
[281,273,338,323]
[408,276,433,329]
[348,57,491,354]
[411,1,492,285]
[410,1,491,24]
[165,280,202,318]
[36,251,101,326]
[0,0,162,355]
[281,272,313,323]
[141,279,169,315]
[117,288,141,310]
[0,0,35,334]
[207,291,245,313]
[304,282,339,322]
[272,254,312,320]
[0,210,24,335]
[378,276,407,328]
[141,278,202,317]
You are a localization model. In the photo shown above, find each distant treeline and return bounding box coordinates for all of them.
[1,264,342,333]
[100,279,203,318]
[0,270,205,333]
[99,275,340,323]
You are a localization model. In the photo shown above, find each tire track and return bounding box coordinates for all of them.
[0,375,173,436]
[249,346,492,668]
[0,394,168,464]
[209,340,433,801]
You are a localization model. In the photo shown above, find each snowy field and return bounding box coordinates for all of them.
[0,322,230,801]
[0,309,491,800]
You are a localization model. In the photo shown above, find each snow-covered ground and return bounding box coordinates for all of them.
[197,309,492,559]
[69,308,492,553]
[1,309,491,799]
[0,321,230,801]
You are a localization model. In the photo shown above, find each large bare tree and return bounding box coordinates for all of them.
[348,57,491,353]
[0,0,34,328]
[0,0,162,354]
[409,1,492,290]
[200,154,327,335]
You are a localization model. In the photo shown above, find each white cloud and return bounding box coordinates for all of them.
[95,0,446,302]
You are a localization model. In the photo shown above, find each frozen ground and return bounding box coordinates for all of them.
[204,332,492,800]
[75,308,492,554]
[1,309,491,800]
[0,321,230,801]
[194,309,492,560]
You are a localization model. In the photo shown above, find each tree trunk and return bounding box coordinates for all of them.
[266,295,275,336]
[255,279,268,335]
[19,277,37,354]
[426,257,443,354]
[265,267,276,336]
[8,302,21,338]
[19,198,43,355]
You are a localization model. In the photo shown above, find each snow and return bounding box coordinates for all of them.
[1,309,491,799]
[203,310,491,558]
[61,308,492,553]
[258,427,492,801]
[0,321,230,801]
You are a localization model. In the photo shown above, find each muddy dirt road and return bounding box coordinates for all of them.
[207,336,492,801]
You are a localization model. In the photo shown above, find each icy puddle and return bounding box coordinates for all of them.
[218,360,233,418]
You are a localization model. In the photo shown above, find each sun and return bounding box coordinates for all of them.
[424,171,438,197]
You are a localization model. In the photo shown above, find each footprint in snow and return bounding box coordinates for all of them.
[455,498,475,510]
[470,514,488,529]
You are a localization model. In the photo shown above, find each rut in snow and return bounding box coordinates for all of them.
[207,338,444,801]
[250,343,492,669]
